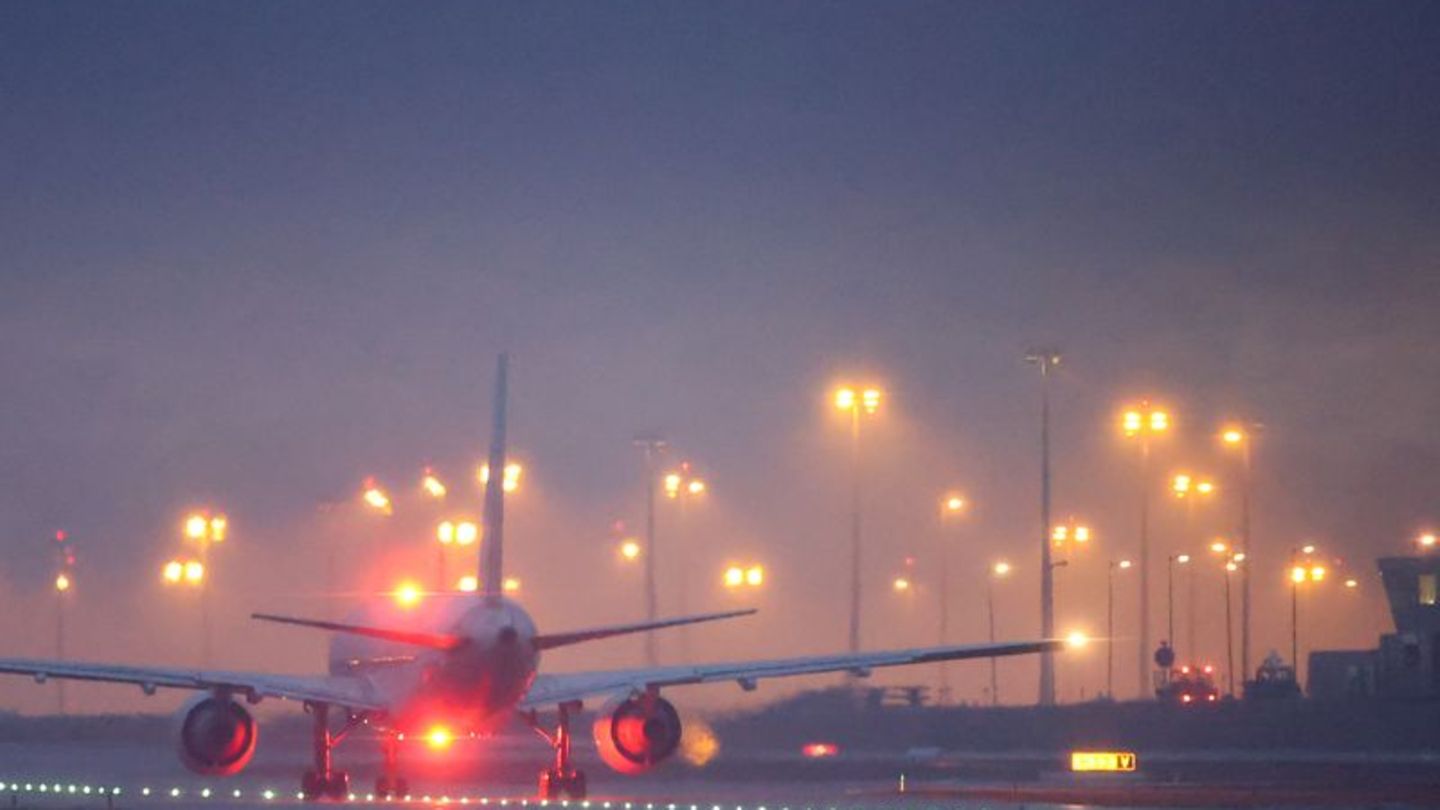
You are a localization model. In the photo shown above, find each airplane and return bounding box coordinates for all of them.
[0,355,1068,801]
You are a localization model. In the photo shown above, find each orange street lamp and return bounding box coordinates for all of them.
[1418,532,1437,551]
[1120,400,1170,699]
[937,490,968,704]
[422,469,447,499]
[478,462,523,494]
[1289,546,1329,685]
[619,539,642,562]
[1106,559,1133,698]
[1220,419,1258,682]
[722,564,765,589]
[361,479,393,515]
[985,560,1013,705]
[834,382,884,658]
[502,577,522,594]
[892,576,912,593]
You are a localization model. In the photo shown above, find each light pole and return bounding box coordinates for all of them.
[834,385,882,660]
[633,435,667,666]
[1220,425,1255,683]
[1121,402,1170,698]
[987,561,1012,705]
[53,536,73,715]
[1219,551,1244,696]
[937,493,966,704]
[664,463,707,660]
[1171,473,1215,660]
[1290,546,1326,689]
[184,511,227,667]
[1166,553,1190,656]
[436,519,478,591]
[1025,349,1061,706]
[1107,559,1132,699]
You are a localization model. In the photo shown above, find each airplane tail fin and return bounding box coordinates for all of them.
[481,353,508,601]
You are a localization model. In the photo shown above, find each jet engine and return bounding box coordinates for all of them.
[592,694,682,774]
[175,694,258,776]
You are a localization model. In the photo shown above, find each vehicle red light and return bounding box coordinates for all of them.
[801,742,840,758]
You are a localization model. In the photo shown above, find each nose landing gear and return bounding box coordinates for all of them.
[530,701,587,800]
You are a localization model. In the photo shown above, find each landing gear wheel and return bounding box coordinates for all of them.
[326,771,349,799]
[302,770,325,801]
[375,776,409,799]
[538,768,586,800]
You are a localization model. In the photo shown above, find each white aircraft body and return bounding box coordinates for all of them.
[0,356,1064,801]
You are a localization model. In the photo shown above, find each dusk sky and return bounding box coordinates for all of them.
[2,1,1438,714]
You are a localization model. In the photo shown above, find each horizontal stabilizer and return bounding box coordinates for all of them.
[534,608,756,651]
[251,613,464,651]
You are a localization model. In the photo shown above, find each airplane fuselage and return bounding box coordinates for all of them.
[327,596,539,734]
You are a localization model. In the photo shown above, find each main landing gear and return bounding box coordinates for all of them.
[301,702,351,801]
[531,701,587,800]
[373,732,410,799]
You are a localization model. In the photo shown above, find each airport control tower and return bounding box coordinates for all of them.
[1308,555,1440,700]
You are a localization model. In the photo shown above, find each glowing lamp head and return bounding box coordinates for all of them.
[208,515,227,542]
[456,521,478,546]
[1221,427,1245,445]
[833,388,856,410]
[619,540,641,561]
[892,577,911,593]
[1117,559,1132,570]
[184,514,209,540]
[1310,565,1326,582]
[1074,526,1091,543]
[1122,410,1143,436]
[1345,578,1358,589]
[861,388,882,414]
[457,575,478,593]
[1177,554,1191,564]
[1302,544,1317,555]
[993,561,1012,577]
[362,484,391,514]
[1420,533,1437,549]
[1210,541,1229,554]
[1051,525,1068,543]
[437,521,456,545]
[422,472,447,499]
[1226,561,1238,572]
[1065,631,1089,649]
[723,566,744,588]
[184,561,205,584]
[1196,480,1215,496]
[1150,410,1169,432]
[687,479,706,496]
[54,573,71,592]
[745,566,764,587]
[163,560,184,583]
[1172,474,1192,496]
[663,473,682,499]
[502,577,521,593]
[944,494,966,514]
[1290,566,1307,584]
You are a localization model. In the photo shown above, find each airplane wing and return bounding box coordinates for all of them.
[521,638,1064,708]
[0,658,388,712]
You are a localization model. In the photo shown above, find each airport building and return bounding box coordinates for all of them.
[1308,555,1440,700]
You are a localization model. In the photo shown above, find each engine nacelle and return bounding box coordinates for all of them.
[174,694,258,776]
[592,694,682,774]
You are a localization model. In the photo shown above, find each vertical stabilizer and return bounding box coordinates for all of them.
[482,353,508,601]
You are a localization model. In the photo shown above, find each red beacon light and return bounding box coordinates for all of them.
[801,742,840,758]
